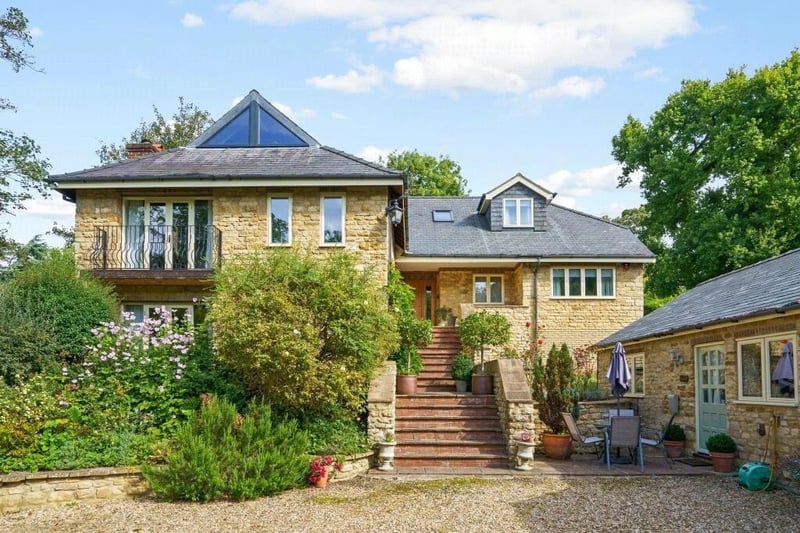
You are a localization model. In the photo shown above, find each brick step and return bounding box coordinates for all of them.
[396,441,507,456]
[394,455,508,468]
[396,394,495,406]
[416,385,457,394]
[396,428,503,441]
[397,406,498,417]
[419,367,452,377]
[396,415,501,430]
[417,375,456,384]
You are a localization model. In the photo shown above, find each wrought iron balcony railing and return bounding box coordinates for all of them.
[90,225,222,271]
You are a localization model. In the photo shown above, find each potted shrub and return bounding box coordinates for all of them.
[531,343,577,459]
[451,351,474,393]
[458,311,511,395]
[377,432,397,471]
[706,432,737,472]
[388,269,432,395]
[663,423,686,459]
[395,346,423,395]
[435,306,451,326]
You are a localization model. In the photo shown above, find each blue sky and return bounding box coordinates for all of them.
[3,1,800,245]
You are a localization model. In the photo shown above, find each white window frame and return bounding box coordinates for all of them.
[551,267,616,298]
[267,194,292,246]
[473,274,504,304]
[122,303,195,326]
[502,198,534,228]
[628,353,645,397]
[320,194,346,246]
[736,332,797,405]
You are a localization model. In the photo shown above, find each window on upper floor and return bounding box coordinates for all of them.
[474,275,503,304]
[321,195,345,245]
[552,268,615,298]
[268,195,292,246]
[503,198,533,227]
[738,333,797,405]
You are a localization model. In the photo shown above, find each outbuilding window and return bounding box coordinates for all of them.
[737,333,797,404]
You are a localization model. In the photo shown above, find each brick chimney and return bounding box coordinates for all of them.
[126,139,164,159]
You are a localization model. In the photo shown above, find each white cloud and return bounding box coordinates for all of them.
[181,13,204,28]
[15,197,76,218]
[331,112,348,120]
[273,101,316,120]
[228,1,696,95]
[29,27,43,38]
[635,66,664,79]
[306,65,384,93]
[533,76,605,100]
[357,145,397,164]
[539,162,644,217]
[540,163,622,195]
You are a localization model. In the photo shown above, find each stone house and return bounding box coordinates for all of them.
[50,89,653,356]
[596,248,800,465]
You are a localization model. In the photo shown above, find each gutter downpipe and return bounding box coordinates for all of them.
[532,257,542,359]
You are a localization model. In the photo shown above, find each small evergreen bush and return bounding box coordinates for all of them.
[706,432,736,453]
[531,343,576,434]
[387,267,432,376]
[144,397,310,501]
[451,352,474,381]
[664,423,686,441]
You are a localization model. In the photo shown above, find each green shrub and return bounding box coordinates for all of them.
[0,373,60,461]
[0,249,116,376]
[451,352,474,381]
[299,415,371,457]
[208,250,399,417]
[706,432,736,453]
[144,397,310,501]
[664,423,686,441]
[531,343,576,434]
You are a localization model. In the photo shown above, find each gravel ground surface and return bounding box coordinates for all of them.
[2,475,798,532]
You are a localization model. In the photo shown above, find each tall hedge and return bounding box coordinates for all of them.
[207,250,398,417]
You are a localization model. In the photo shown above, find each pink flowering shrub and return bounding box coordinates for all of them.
[65,308,196,432]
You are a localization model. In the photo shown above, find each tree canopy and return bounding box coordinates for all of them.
[97,97,214,164]
[1,7,50,258]
[613,51,800,296]
[386,150,469,196]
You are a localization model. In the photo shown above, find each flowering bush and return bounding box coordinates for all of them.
[308,455,335,484]
[65,308,196,432]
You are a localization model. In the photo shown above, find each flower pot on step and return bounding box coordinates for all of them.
[455,379,468,393]
[663,440,685,459]
[471,374,493,395]
[396,375,418,395]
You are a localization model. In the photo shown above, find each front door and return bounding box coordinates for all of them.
[696,344,728,453]
[405,278,435,321]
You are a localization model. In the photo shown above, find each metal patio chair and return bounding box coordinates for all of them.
[640,412,678,468]
[605,415,644,472]
[562,412,605,459]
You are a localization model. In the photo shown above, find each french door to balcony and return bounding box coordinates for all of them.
[124,199,212,270]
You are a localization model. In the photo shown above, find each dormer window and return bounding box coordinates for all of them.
[503,198,533,227]
[432,210,454,222]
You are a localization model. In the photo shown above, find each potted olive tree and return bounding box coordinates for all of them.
[663,423,686,459]
[531,343,577,459]
[388,269,432,395]
[451,351,474,393]
[458,311,511,395]
[435,306,451,326]
[706,432,737,472]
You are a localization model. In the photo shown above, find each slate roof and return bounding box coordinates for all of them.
[597,248,800,346]
[405,197,654,259]
[49,145,403,183]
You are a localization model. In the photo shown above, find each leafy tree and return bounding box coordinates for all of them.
[386,267,432,375]
[1,7,50,255]
[97,97,214,164]
[386,150,469,196]
[613,51,800,295]
[207,249,398,417]
[458,311,511,373]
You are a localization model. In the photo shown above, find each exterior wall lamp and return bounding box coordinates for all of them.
[386,199,403,226]
[669,348,684,368]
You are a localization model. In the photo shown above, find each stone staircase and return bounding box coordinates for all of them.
[394,327,508,468]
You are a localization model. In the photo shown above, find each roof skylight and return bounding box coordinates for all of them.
[432,210,454,222]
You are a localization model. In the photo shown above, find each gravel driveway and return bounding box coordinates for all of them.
[2,475,798,532]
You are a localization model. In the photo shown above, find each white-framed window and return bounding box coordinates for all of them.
[268,195,292,246]
[474,275,503,304]
[629,353,645,396]
[737,332,797,404]
[321,195,345,246]
[122,303,197,326]
[503,198,533,227]
[551,268,615,298]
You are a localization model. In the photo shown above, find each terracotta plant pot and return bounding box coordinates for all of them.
[471,374,493,395]
[710,451,736,473]
[541,433,573,460]
[313,466,331,488]
[396,375,418,395]
[663,440,685,459]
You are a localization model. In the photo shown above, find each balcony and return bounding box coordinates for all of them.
[89,225,222,283]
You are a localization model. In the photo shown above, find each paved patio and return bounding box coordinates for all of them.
[371,448,716,478]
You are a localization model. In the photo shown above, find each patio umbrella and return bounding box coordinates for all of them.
[607,341,631,412]
[772,341,794,395]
